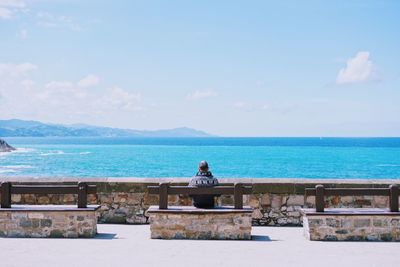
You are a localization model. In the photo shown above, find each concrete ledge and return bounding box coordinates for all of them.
[301,208,400,241]
[0,205,100,238]
[147,205,252,214]
[302,208,400,216]
[0,205,100,212]
[2,177,399,194]
[148,205,252,240]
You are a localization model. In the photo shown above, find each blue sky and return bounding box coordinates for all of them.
[0,0,399,136]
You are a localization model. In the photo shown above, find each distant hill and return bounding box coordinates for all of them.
[0,119,214,137]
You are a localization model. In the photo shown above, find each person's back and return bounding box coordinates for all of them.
[189,161,219,208]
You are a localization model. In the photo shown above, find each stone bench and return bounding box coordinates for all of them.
[301,184,400,241]
[147,183,253,239]
[0,205,99,238]
[0,182,100,238]
[148,205,252,239]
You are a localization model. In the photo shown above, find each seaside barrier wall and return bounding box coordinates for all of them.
[0,178,399,226]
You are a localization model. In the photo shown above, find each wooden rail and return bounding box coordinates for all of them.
[0,182,96,208]
[305,184,399,212]
[147,183,252,209]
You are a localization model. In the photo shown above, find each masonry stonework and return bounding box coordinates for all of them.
[148,206,252,239]
[302,212,400,241]
[0,206,98,238]
[1,178,399,226]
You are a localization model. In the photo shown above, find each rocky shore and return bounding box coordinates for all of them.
[0,138,16,152]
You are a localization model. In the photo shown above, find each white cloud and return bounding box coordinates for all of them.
[97,87,142,111]
[336,51,379,84]
[16,29,28,39]
[20,79,35,87]
[42,80,87,100]
[0,0,25,19]
[260,102,296,113]
[261,104,269,110]
[187,90,218,100]
[45,81,74,89]
[234,101,246,108]
[37,12,82,31]
[233,101,256,112]
[256,80,265,87]
[0,0,25,7]
[0,63,37,77]
[0,64,144,123]
[77,74,99,88]
[0,7,12,18]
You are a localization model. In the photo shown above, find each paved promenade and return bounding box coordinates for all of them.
[1,225,399,267]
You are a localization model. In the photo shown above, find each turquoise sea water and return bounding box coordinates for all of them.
[1,137,400,179]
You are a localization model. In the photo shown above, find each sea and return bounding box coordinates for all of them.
[0,137,400,179]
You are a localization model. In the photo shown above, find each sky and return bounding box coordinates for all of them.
[0,0,399,137]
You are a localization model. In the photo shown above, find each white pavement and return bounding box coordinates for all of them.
[0,225,399,267]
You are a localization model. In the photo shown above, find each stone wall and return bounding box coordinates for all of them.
[302,212,400,241]
[0,205,98,238]
[148,206,252,239]
[0,178,399,226]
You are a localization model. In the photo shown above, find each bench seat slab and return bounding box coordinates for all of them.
[148,205,252,240]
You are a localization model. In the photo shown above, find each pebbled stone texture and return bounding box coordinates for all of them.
[1,179,399,226]
[148,209,252,240]
[303,214,400,241]
[0,210,97,238]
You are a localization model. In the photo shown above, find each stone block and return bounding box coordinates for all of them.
[37,196,50,204]
[0,206,99,238]
[11,194,22,203]
[308,218,323,227]
[286,195,304,206]
[252,209,263,219]
[326,218,340,227]
[248,195,260,208]
[28,213,44,219]
[270,195,282,209]
[302,209,400,242]
[260,193,271,207]
[148,206,252,240]
[126,193,143,205]
[354,218,371,228]
[63,194,75,203]
[373,196,388,208]
[341,218,353,228]
[40,219,52,227]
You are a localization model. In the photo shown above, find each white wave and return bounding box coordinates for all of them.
[0,169,18,173]
[0,165,34,174]
[79,151,92,155]
[39,150,92,156]
[377,164,400,167]
[40,150,66,156]
[15,148,35,153]
[0,147,35,157]
[0,165,34,169]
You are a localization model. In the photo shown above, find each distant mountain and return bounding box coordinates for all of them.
[0,119,214,137]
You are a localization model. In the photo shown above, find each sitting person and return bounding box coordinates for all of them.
[189,160,219,208]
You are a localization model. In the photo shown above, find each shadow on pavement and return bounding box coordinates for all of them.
[93,233,117,240]
[251,235,277,242]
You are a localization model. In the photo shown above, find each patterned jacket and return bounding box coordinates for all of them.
[189,171,219,208]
